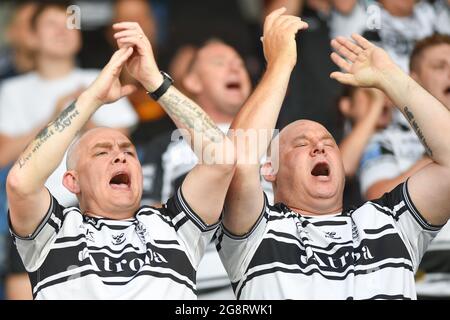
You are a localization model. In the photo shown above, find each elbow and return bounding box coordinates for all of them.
[6,168,34,198]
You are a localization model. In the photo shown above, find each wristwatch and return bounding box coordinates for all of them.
[147,71,174,101]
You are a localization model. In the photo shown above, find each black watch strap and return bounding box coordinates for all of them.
[148,71,173,101]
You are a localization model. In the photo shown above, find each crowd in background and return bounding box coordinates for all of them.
[0,0,449,300]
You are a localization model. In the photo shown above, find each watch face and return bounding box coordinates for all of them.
[161,71,174,83]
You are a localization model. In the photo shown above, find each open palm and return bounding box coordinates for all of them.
[330,34,397,89]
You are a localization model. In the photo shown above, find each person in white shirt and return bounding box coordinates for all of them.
[217,7,450,299]
[0,2,138,207]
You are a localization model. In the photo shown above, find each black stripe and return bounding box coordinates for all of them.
[364,294,411,300]
[236,265,356,299]
[354,262,413,275]
[35,268,197,297]
[312,220,348,227]
[47,218,60,233]
[418,249,450,274]
[154,239,180,245]
[368,202,394,217]
[363,224,394,235]
[246,232,411,279]
[85,222,135,232]
[173,216,189,231]
[267,229,354,253]
[55,234,85,243]
[137,208,174,228]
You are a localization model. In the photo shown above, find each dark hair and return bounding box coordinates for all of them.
[185,38,230,74]
[409,33,450,73]
[30,0,72,30]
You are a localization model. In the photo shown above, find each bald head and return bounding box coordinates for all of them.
[278,120,336,151]
[66,127,132,170]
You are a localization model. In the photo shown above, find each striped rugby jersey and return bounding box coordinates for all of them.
[10,188,218,299]
[216,182,443,300]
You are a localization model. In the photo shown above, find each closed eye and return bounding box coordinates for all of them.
[95,151,107,156]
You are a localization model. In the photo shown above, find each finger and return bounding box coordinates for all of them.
[264,7,287,33]
[331,39,357,62]
[117,36,149,55]
[330,72,357,86]
[335,36,363,55]
[112,21,140,31]
[110,47,134,69]
[114,29,142,39]
[351,33,373,50]
[279,16,302,30]
[330,52,352,72]
[120,84,138,97]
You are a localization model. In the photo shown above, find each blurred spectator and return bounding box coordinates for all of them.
[407,34,450,299]
[0,1,37,81]
[109,0,176,146]
[140,39,264,299]
[0,1,137,299]
[433,0,450,35]
[329,0,371,39]
[362,0,448,72]
[337,86,393,208]
[274,0,343,141]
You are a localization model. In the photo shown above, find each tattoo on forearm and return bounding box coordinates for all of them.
[404,106,433,156]
[161,91,224,143]
[17,101,80,168]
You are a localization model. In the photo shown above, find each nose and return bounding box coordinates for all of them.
[113,152,127,164]
[310,142,325,156]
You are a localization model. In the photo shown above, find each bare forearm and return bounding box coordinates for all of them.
[9,93,100,193]
[158,86,234,164]
[380,68,450,166]
[230,63,292,159]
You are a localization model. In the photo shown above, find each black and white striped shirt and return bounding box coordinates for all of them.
[216,182,442,300]
[10,188,218,299]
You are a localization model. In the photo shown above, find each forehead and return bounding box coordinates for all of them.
[421,44,450,63]
[281,121,334,143]
[80,129,133,150]
[197,43,241,62]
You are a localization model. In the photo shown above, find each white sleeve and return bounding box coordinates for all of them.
[163,187,220,268]
[216,193,268,283]
[359,138,400,195]
[91,97,138,129]
[9,193,65,272]
[371,181,443,272]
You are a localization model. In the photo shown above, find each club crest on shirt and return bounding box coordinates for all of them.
[112,233,126,245]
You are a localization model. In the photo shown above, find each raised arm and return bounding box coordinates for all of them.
[331,34,450,225]
[223,8,308,235]
[113,22,236,225]
[7,47,137,237]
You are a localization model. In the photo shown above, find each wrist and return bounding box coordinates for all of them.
[142,72,164,92]
[378,64,405,91]
[77,91,102,110]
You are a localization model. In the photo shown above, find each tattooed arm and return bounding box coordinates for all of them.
[330,34,450,226]
[7,47,136,237]
[113,22,235,225]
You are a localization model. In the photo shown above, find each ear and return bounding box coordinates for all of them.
[63,170,81,194]
[182,73,203,95]
[261,161,277,183]
[338,97,351,117]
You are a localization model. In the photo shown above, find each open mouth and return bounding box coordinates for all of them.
[109,172,131,189]
[311,162,330,177]
[444,86,450,96]
[225,81,241,91]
